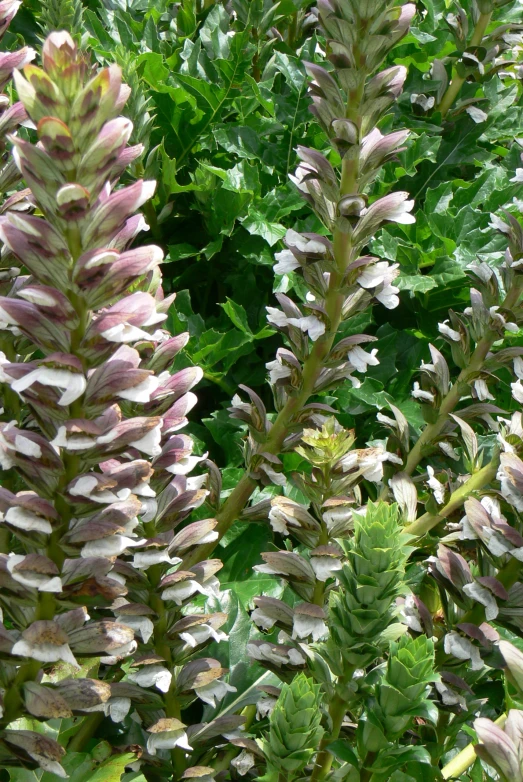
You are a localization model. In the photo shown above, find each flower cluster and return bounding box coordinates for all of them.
[0,32,238,778]
[0,1,35,296]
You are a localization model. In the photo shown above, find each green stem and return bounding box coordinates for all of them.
[404,452,499,538]
[440,713,506,779]
[398,279,522,486]
[0,525,10,554]
[203,370,236,397]
[437,11,492,117]
[310,693,347,782]
[1,660,41,727]
[182,140,363,572]
[211,705,257,773]
[403,334,495,478]
[312,579,325,606]
[67,713,104,753]
[360,751,378,782]
[0,586,58,727]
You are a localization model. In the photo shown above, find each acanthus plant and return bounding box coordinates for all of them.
[2,3,523,782]
[0,30,236,780]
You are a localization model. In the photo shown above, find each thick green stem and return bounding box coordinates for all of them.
[441,713,506,779]
[437,11,492,117]
[310,693,347,782]
[404,452,499,538]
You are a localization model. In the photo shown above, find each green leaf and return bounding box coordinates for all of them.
[220,298,253,335]
[240,210,287,245]
[327,739,359,767]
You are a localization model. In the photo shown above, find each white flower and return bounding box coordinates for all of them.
[356,447,402,483]
[266,359,291,385]
[12,637,78,668]
[444,632,483,670]
[186,474,208,491]
[231,750,256,776]
[51,426,95,451]
[128,665,172,693]
[131,423,163,457]
[310,554,342,581]
[119,375,160,403]
[251,607,278,631]
[376,284,400,309]
[474,379,494,401]
[132,549,181,570]
[361,192,415,225]
[498,462,523,512]
[292,612,327,642]
[357,261,400,309]
[115,614,154,644]
[4,506,53,534]
[466,106,488,123]
[162,577,220,605]
[514,357,523,379]
[347,346,379,373]
[0,351,12,383]
[14,434,42,458]
[195,679,236,707]
[179,623,228,648]
[489,213,510,233]
[357,261,397,289]
[101,323,157,343]
[285,229,327,254]
[69,475,131,503]
[489,305,519,332]
[427,465,445,505]
[247,640,306,666]
[287,315,325,341]
[266,307,289,328]
[267,307,325,341]
[412,382,435,402]
[247,641,286,664]
[511,168,523,183]
[256,694,278,720]
[106,697,131,723]
[274,249,300,275]
[401,594,423,633]
[6,554,62,592]
[512,380,523,403]
[165,450,208,476]
[81,534,144,559]
[438,321,461,341]
[439,441,460,460]
[147,726,192,755]
[11,367,86,406]
[462,582,498,621]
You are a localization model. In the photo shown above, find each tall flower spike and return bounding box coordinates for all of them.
[0,32,216,778]
[0,0,36,442]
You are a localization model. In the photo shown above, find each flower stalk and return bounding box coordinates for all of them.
[437,10,493,117]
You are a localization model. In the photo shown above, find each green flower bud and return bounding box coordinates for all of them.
[323,502,413,669]
[374,635,438,739]
[262,673,324,779]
